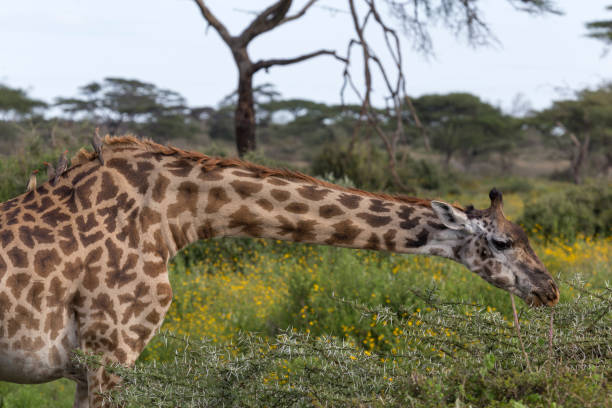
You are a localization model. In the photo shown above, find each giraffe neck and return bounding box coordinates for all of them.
[154,159,458,261]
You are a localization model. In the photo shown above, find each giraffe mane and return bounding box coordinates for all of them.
[71,134,458,209]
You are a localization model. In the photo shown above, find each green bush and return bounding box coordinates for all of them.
[519,184,612,239]
[311,143,391,191]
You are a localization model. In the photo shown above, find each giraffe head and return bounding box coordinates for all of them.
[431,188,559,307]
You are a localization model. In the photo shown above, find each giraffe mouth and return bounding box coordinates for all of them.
[527,285,560,307]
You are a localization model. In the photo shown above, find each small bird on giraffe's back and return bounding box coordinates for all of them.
[53,150,69,186]
[25,169,39,192]
[92,128,105,166]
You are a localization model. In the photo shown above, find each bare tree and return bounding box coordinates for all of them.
[193,0,345,156]
[192,0,559,190]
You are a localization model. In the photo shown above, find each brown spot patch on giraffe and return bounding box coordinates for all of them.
[275,215,318,242]
[157,282,173,307]
[230,179,263,199]
[197,220,217,240]
[21,190,36,204]
[90,293,118,324]
[22,213,35,222]
[199,167,224,181]
[319,204,343,219]
[123,324,152,352]
[205,187,231,214]
[6,273,30,299]
[146,309,161,325]
[80,230,105,248]
[267,177,289,186]
[0,254,6,282]
[325,219,364,246]
[365,233,381,250]
[18,226,35,249]
[369,199,392,213]
[26,281,44,312]
[118,282,151,324]
[0,292,9,320]
[134,151,163,162]
[169,223,189,250]
[256,198,273,212]
[117,208,140,249]
[72,164,100,186]
[297,185,332,201]
[107,158,155,194]
[152,174,171,203]
[357,212,392,228]
[338,193,363,209]
[105,239,138,289]
[6,208,21,225]
[15,336,45,353]
[8,247,28,268]
[0,230,14,248]
[76,213,99,232]
[139,207,162,233]
[285,202,309,214]
[405,229,429,248]
[42,207,71,227]
[24,196,54,213]
[18,226,54,250]
[229,205,263,236]
[58,225,78,256]
[397,206,420,230]
[62,257,83,280]
[143,230,169,261]
[34,248,61,278]
[271,189,290,202]
[50,345,62,366]
[82,247,103,292]
[427,221,446,230]
[144,260,166,278]
[0,198,18,212]
[168,181,199,218]
[76,176,98,209]
[13,305,40,333]
[383,229,397,251]
[96,172,119,205]
[164,158,193,177]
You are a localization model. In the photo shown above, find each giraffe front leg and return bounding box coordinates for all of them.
[73,380,90,408]
[77,276,173,407]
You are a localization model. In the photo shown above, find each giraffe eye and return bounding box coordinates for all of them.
[491,238,512,251]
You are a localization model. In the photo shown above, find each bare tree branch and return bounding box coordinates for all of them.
[253,49,347,72]
[193,0,234,45]
[281,0,319,25]
[239,0,293,46]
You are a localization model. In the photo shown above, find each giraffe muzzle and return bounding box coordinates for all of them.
[528,280,560,307]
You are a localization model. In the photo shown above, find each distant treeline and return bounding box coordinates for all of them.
[0,78,610,187]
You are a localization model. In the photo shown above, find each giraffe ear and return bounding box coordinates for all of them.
[431,201,472,232]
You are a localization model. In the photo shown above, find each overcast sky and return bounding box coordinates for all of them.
[1,0,610,113]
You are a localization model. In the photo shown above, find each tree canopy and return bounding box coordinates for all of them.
[0,84,47,120]
[56,77,196,141]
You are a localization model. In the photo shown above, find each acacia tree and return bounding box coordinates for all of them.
[533,83,612,184]
[192,0,558,184]
[193,0,345,156]
[586,5,612,48]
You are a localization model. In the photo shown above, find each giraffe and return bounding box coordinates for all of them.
[0,135,559,407]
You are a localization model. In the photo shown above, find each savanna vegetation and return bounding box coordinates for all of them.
[0,78,610,407]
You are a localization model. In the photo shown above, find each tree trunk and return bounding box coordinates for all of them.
[569,132,590,185]
[235,66,256,157]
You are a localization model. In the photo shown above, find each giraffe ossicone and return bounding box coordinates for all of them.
[0,135,559,407]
